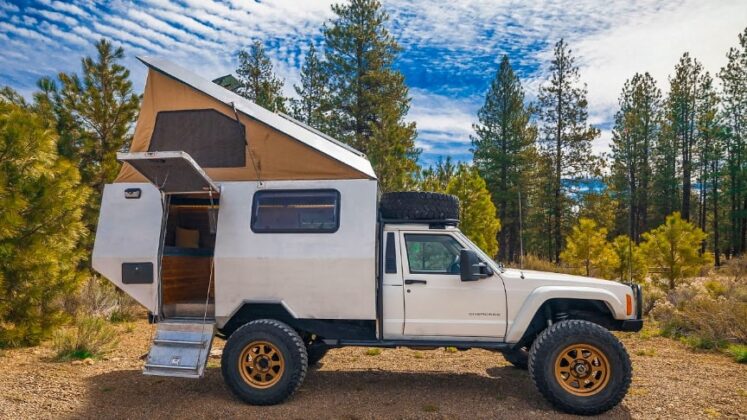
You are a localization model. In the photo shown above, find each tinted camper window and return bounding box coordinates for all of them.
[251,190,340,233]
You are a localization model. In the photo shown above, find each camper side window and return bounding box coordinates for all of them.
[251,190,340,233]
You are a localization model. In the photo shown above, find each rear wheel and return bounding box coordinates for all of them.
[221,319,308,405]
[528,320,631,415]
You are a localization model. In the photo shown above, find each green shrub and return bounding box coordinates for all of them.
[365,348,381,356]
[108,293,140,323]
[652,277,747,352]
[727,344,747,363]
[518,255,573,274]
[73,277,140,323]
[53,316,118,361]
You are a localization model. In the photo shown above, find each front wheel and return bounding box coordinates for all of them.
[221,319,308,405]
[528,320,632,415]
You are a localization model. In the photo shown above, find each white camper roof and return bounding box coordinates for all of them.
[135,56,376,180]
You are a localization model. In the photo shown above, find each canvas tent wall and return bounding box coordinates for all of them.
[115,57,377,183]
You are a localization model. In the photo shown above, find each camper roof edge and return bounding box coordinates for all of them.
[136,56,377,181]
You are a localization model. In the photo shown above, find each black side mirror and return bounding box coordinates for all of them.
[460,249,490,281]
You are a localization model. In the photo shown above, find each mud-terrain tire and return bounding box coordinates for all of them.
[528,320,631,415]
[306,343,329,366]
[222,319,308,405]
[503,346,529,369]
[379,191,460,221]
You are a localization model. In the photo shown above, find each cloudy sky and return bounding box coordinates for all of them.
[0,0,745,165]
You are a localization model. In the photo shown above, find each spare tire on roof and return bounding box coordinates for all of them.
[379,191,460,221]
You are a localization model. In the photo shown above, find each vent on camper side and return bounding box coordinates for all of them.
[143,321,215,379]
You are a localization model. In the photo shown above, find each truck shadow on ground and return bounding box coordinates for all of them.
[76,365,632,419]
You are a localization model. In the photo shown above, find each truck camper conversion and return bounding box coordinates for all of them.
[93,57,643,415]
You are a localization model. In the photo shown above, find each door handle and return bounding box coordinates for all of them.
[404,279,427,285]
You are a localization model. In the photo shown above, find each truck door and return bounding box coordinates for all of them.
[92,151,218,314]
[400,231,506,338]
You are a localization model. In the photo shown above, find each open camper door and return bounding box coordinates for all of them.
[117,151,218,194]
[117,151,217,379]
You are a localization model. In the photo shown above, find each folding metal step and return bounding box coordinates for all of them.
[143,321,215,379]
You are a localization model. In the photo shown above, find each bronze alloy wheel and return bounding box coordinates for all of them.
[554,343,610,396]
[238,340,285,389]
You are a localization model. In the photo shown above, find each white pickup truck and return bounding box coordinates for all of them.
[94,173,642,416]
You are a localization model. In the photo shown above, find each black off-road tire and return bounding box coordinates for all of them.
[379,191,460,221]
[221,319,308,405]
[307,343,330,366]
[503,346,529,369]
[528,320,632,415]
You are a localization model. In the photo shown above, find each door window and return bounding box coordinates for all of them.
[404,234,463,274]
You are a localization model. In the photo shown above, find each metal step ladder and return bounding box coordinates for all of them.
[143,321,215,378]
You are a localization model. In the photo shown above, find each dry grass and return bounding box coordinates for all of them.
[52,317,119,361]
[1,319,746,419]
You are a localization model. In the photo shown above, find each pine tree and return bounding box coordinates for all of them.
[419,156,455,192]
[445,164,501,257]
[291,43,332,133]
[536,39,600,262]
[40,39,139,262]
[0,96,88,346]
[471,55,537,262]
[610,235,647,283]
[323,0,419,191]
[666,53,703,222]
[236,40,287,112]
[651,120,680,227]
[417,161,500,257]
[719,27,747,256]
[560,218,617,278]
[694,72,724,263]
[611,73,662,241]
[578,189,618,235]
[640,212,712,291]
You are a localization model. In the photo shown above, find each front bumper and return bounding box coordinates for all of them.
[620,319,643,332]
[620,283,644,332]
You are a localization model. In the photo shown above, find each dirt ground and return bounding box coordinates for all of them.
[0,320,745,419]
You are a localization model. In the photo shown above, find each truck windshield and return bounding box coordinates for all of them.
[456,232,503,273]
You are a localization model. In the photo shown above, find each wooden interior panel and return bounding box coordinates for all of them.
[161,255,214,305]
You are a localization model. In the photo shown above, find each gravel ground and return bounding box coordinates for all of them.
[0,320,745,419]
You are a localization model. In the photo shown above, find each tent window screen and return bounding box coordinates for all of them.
[251,190,340,233]
[148,109,246,168]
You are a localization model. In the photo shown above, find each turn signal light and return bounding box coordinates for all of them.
[626,294,633,316]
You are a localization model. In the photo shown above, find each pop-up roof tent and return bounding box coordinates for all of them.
[115,57,377,184]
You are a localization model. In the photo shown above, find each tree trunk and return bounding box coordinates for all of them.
[713,160,720,266]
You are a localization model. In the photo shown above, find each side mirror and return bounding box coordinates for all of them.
[460,249,490,281]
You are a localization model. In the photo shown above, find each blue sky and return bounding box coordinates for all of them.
[0,0,745,166]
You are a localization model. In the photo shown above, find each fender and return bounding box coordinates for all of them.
[505,286,626,343]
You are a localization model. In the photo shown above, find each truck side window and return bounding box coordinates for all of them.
[251,189,340,233]
[404,234,462,274]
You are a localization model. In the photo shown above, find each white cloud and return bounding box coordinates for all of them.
[1,0,744,163]
[31,8,79,26]
[573,0,747,137]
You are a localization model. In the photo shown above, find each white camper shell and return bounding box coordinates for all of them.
[93,57,643,415]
